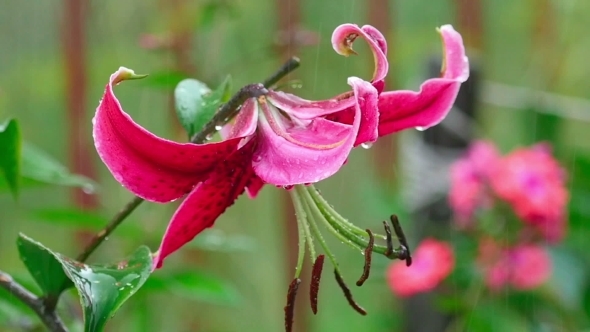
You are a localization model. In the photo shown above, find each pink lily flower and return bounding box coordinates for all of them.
[93,23,469,268]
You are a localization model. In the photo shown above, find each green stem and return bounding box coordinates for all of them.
[295,186,341,273]
[289,189,308,278]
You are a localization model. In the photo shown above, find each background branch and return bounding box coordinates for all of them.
[0,270,67,332]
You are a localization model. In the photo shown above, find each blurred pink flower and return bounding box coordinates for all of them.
[489,144,568,243]
[387,238,454,297]
[478,239,551,291]
[449,140,500,224]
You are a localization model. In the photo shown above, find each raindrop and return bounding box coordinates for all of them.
[253,155,262,162]
[361,142,373,149]
[82,184,96,194]
[415,126,426,131]
[214,125,223,131]
[205,134,213,141]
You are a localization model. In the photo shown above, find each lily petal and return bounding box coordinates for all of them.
[253,78,378,185]
[267,90,355,120]
[93,67,240,202]
[153,140,257,269]
[221,98,259,140]
[331,24,389,83]
[377,25,469,136]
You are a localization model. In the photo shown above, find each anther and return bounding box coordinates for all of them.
[390,215,412,266]
[310,255,325,315]
[356,229,374,286]
[334,269,367,315]
[284,278,301,332]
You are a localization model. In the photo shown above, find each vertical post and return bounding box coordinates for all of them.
[275,1,308,332]
[62,0,97,209]
[368,0,397,186]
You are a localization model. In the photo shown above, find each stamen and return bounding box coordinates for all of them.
[334,269,367,316]
[389,215,412,266]
[356,229,374,286]
[310,255,325,315]
[284,278,301,332]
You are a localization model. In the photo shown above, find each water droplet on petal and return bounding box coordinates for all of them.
[361,142,373,149]
[415,126,426,131]
[215,125,223,131]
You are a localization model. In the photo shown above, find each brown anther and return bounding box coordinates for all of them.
[284,278,301,332]
[356,229,374,286]
[310,255,325,315]
[333,269,367,316]
[390,215,412,266]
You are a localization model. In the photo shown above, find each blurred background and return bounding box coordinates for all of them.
[2,0,590,331]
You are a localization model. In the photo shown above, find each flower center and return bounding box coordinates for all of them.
[257,96,348,150]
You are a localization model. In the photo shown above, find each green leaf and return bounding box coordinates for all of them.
[187,229,256,253]
[142,70,188,90]
[17,234,73,299]
[174,76,231,138]
[174,78,212,138]
[59,246,153,332]
[21,143,97,191]
[143,270,240,305]
[0,118,21,197]
[17,234,153,332]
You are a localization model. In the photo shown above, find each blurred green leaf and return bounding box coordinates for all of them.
[0,298,34,329]
[21,143,97,191]
[0,118,21,198]
[144,270,240,305]
[59,246,153,332]
[174,76,231,138]
[174,78,211,138]
[463,301,529,331]
[143,70,188,90]
[197,0,239,29]
[17,234,73,299]
[187,229,256,253]
[32,208,108,230]
[17,234,153,332]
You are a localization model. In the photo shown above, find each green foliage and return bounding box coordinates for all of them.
[60,246,153,332]
[144,270,240,305]
[0,118,21,198]
[17,234,152,332]
[174,76,231,138]
[17,234,72,299]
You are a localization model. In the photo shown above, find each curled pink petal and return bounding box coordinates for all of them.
[331,23,389,83]
[153,140,257,269]
[223,98,259,140]
[377,25,469,136]
[93,67,240,202]
[252,78,378,185]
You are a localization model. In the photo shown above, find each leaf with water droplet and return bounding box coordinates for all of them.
[174,76,232,139]
[192,75,232,136]
[59,246,153,332]
[16,234,153,332]
[174,79,211,138]
[0,118,21,198]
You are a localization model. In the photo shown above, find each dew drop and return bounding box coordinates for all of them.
[415,126,426,131]
[214,125,223,131]
[82,184,96,194]
[361,142,373,149]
